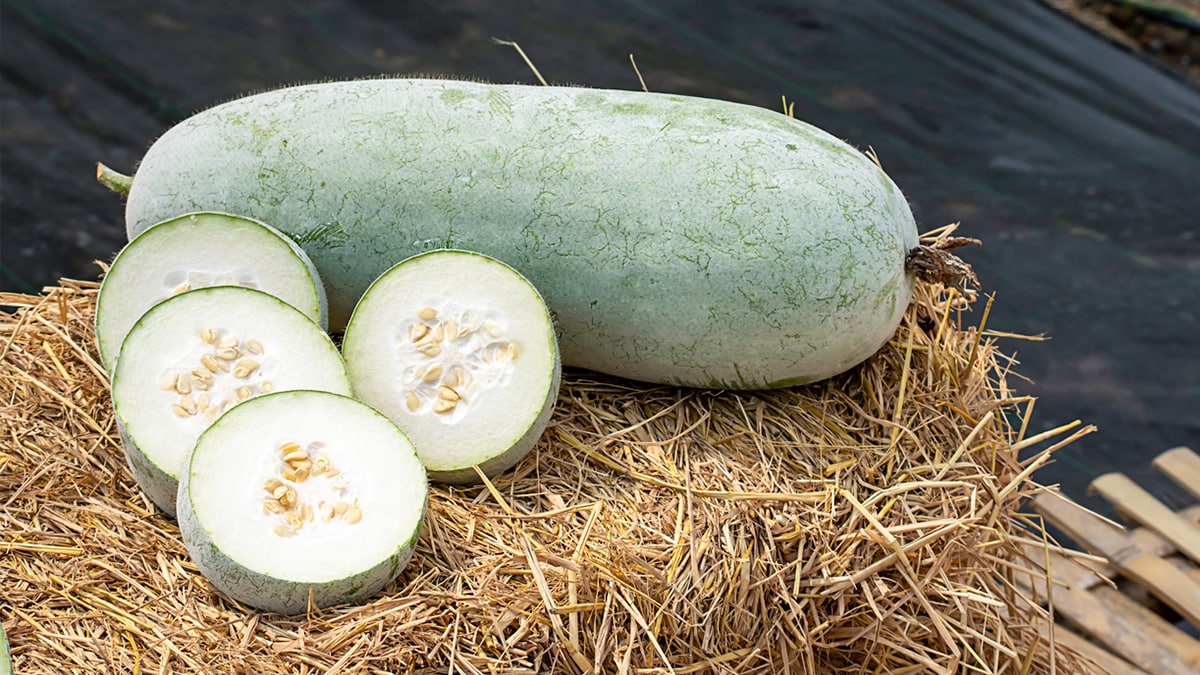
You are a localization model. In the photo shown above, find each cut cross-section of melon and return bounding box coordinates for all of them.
[178,390,427,615]
[96,211,327,371]
[342,250,561,483]
[111,286,351,516]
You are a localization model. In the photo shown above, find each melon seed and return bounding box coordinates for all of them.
[233,359,259,378]
[178,395,198,414]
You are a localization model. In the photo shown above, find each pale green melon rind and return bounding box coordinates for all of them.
[177,390,426,616]
[116,417,179,517]
[111,286,351,517]
[96,211,328,371]
[123,78,919,389]
[342,249,561,484]
[0,621,10,675]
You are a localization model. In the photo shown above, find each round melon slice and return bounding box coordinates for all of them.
[111,286,351,516]
[341,250,560,484]
[178,390,427,615]
[96,211,327,371]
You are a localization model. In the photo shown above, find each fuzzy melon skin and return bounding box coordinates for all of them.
[124,78,918,389]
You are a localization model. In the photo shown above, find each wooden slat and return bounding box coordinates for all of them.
[1091,472,1200,564]
[1154,447,1200,501]
[1013,544,1192,673]
[1040,621,1151,675]
[1035,491,1200,638]
[1045,577,1200,673]
[1034,497,1200,586]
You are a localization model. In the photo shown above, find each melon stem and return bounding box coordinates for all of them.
[904,237,981,290]
[96,162,133,196]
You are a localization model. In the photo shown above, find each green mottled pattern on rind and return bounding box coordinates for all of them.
[177,461,424,616]
[125,78,918,389]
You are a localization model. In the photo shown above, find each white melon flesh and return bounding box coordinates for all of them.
[341,250,561,483]
[177,390,426,615]
[96,211,327,371]
[111,286,351,516]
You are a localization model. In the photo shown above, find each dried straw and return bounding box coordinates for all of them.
[2,232,1098,673]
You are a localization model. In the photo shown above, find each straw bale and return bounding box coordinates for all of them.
[2,236,1098,673]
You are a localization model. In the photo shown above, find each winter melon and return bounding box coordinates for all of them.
[95,211,327,371]
[177,390,427,615]
[110,286,351,516]
[114,78,919,389]
[342,249,560,484]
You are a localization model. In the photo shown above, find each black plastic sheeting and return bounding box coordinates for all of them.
[3,0,1198,512]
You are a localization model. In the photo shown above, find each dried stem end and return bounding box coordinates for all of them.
[905,236,982,290]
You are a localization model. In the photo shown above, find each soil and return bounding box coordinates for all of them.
[1048,0,1200,79]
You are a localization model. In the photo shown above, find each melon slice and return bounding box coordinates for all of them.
[178,389,427,615]
[110,286,350,516]
[96,211,327,371]
[341,250,560,483]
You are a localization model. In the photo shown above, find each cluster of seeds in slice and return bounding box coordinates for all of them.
[261,441,361,537]
[398,304,520,419]
[159,328,273,422]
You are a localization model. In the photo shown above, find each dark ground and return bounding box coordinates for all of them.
[2,0,1198,515]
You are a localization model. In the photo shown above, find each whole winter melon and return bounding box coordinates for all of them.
[115,78,919,389]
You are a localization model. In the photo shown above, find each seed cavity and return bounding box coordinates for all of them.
[395,301,522,423]
[263,441,362,536]
[161,328,273,427]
